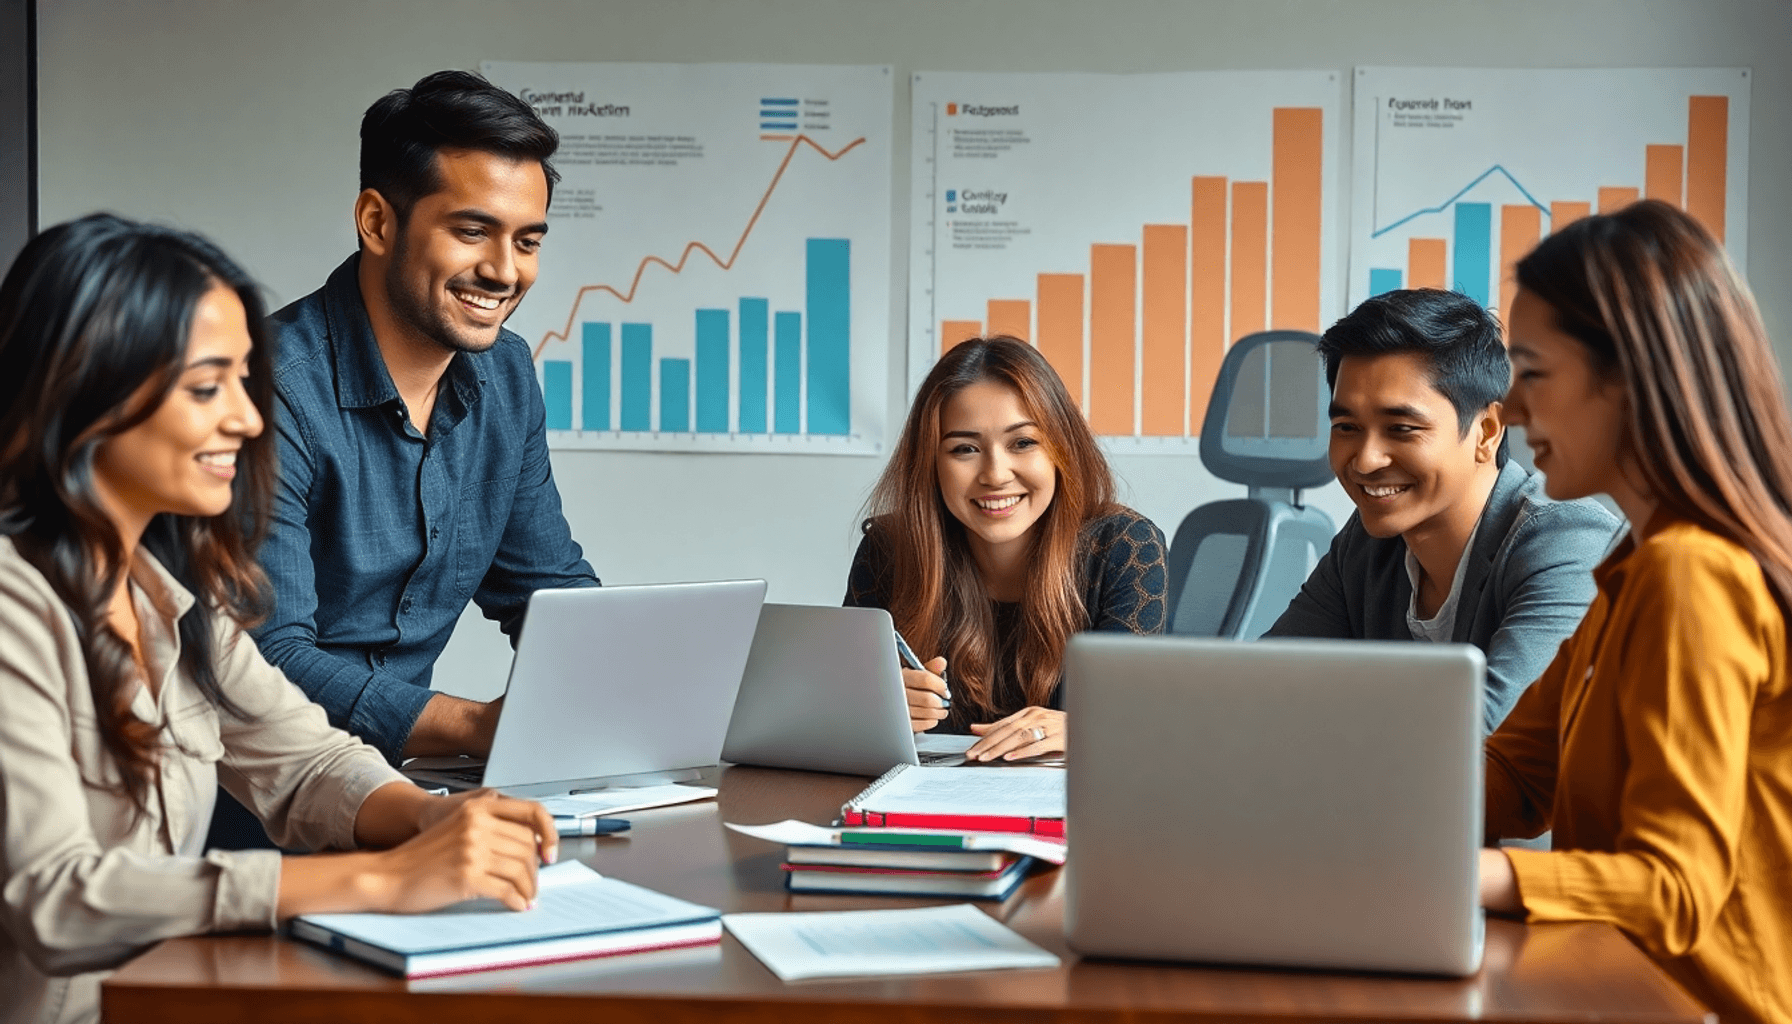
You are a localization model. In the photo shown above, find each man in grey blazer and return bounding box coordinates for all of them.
[1266,289,1620,733]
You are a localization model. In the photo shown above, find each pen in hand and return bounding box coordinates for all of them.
[893,630,951,707]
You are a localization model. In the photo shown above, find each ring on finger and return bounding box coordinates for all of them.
[1030,726,1045,742]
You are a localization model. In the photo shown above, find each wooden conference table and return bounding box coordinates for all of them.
[103,765,1711,1024]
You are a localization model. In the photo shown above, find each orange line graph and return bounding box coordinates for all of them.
[532,133,868,359]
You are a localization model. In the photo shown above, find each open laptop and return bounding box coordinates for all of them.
[721,604,976,776]
[1064,634,1485,976]
[405,580,767,798]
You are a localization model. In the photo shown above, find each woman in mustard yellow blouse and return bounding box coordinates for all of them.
[1483,200,1792,1024]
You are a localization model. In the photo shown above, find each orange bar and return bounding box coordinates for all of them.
[1271,107,1324,332]
[1598,186,1639,213]
[1036,274,1084,407]
[1550,201,1591,234]
[1644,144,1684,207]
[940,320,982,356]
[1089,243,1137,436]
[1408,238,1447,290]
[1230,182,1268,339]
[1499,205,1542,333]
[1190,177,1228,434]
[986,299,1031,342]
[1687,95,1728,241]
[1142,224,1188,437]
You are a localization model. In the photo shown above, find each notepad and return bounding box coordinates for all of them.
[722,903,1061,981]
[841,764,1067,835]
[536,782,717,819]
[291,862,721,978]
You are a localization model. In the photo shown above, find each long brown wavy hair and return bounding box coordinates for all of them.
[1516,199,1792,610]
[865,336,1118,717]
[0,214,276,815]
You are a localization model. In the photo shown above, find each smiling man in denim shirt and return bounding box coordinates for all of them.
[253,70,598,767]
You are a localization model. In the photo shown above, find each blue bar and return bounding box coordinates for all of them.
[760,98,799,106]
[760,122,798,130]
[774,311,802,434]
[581,323,611,431]
[543,361,572,431]
[1368,268,1403,298]
[1453,202,1493,307]
[660,358,691,433]
[695,309,730,433]
[621,323,652,432]
[805,238,851,436]
[739,298,769,433]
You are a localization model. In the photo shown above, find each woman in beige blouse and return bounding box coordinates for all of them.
[0,214,560,1024]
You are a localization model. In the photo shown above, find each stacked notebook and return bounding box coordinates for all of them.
[839,764,1067,837]
[291,862,720,978]
[729,819,1065,900]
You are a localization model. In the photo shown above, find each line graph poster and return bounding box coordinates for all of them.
[482,62,892,453]
[1351,67,1749,322]
[910,70,1342,450]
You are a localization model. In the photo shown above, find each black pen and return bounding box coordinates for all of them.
[893,629,951,706]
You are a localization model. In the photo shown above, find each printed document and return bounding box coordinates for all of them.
[722,903,1060,981]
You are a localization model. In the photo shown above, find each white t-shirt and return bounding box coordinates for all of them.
[1404,518,1483,643]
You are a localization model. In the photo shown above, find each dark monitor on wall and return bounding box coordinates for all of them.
[0,0,36,267]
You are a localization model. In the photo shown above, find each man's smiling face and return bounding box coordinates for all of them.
[1327,350,1490,540]
[381,147,549,355]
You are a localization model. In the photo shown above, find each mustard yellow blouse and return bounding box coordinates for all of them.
[1487,519,1792,1024]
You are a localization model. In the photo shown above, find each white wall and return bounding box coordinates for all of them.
[37,0,1792,698]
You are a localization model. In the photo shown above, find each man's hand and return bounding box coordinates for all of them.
[402,694,506,759]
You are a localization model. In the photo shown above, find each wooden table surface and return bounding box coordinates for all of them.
[103,765,1712,1024]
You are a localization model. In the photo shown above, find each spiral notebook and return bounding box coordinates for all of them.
[839,764,1066,837]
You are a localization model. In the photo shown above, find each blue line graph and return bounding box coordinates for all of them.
[1371,164,1550,238]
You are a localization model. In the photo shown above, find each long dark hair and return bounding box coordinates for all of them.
[866,336,1118,717]
[0,214,277,813]
[1516,199,1792,609]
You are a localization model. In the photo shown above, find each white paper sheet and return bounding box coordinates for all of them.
[723,903,1060,981]
[725,819,1067,865]
[538,783,718,819]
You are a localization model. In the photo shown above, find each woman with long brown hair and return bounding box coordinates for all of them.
[0,215,557,1024]
[1480,200,1792,1024]
[846,336,1167,761]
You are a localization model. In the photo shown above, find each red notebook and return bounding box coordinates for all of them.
[838,764,1067,838]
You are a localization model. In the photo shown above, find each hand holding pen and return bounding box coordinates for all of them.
[894,630,952,733]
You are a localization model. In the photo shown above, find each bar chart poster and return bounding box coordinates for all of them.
[482,61,893,453]
[1351,67,1750,323]
[909,70,1342,449]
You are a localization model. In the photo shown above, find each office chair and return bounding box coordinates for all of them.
[1165,330,1336,639]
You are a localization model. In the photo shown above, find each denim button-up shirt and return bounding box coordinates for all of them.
[254,254,599,762]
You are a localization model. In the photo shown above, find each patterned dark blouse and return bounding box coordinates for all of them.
[843,507,1168,730]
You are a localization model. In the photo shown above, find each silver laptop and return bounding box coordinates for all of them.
[1064,635,1485,976]
[722,604,974,776]
[406,580,767,798]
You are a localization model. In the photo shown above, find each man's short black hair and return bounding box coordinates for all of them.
[359,69,560,223]
[1319,288,1510,447]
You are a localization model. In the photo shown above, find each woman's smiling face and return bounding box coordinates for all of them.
[936,380,1059,562]
[91,283,263,537]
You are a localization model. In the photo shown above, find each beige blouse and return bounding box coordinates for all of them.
[0,538,405,1024]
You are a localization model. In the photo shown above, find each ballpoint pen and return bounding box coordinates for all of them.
[554,816,632,837]
[893,629,951,706]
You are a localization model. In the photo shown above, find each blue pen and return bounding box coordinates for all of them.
[893,629,951,707]
[554,816,631,837]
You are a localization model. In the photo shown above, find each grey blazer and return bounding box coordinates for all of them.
[1265,460,1622,733]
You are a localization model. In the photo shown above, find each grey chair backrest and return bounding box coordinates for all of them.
[1167,331,1337,639]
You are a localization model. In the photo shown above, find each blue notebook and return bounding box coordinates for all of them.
[784,854,1035,900]
[290,862,720,978]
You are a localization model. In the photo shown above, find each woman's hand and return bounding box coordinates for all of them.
[1479,847,1523,915]
[372,789,557,913]
[966,706,1065,761]
[904,656,952,733]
